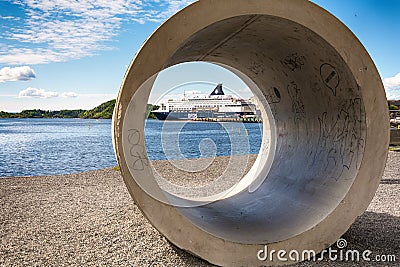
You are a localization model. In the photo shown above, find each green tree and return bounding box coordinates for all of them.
[0,111,12,118]
[79,99,116,119]
[389,104,399,111]
[146,104,160,119]
[1,99,120,119]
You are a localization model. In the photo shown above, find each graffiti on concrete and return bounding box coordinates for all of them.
[127,129,148,171]
[281,53,306,71]
[314,98,365,181]
[320,63,340,96]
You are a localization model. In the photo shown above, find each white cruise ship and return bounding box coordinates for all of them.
[152,84,259,120]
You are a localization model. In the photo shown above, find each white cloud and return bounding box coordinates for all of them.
[0,47,68,65]
[383,73,400,90]
[383,73,400,100]
[1,16,21,21]
[19,87,59,98]
[61,92,78,98]
[0,66,36,82]
[1,0,196,65]
[185,90,202,95]
[17,88,86,99]
[386,88,400,100]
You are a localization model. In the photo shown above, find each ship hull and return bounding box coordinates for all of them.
[152,111,255,121]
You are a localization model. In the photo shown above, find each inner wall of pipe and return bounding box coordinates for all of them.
[162,15,366,244]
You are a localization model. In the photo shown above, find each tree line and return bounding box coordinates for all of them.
[0,100,160,119]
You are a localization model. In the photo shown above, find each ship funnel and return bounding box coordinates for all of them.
[210,83,225,96]
[112,0,389,266]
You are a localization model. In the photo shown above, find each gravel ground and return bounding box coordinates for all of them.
[0,152,399,266]
[152,154,257,198]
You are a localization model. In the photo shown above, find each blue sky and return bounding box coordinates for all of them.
[0,0,399,112]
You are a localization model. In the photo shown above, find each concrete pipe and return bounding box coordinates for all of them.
[112,0,389,265]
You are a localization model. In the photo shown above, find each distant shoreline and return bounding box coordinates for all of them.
[0,99,116,119]
[0,117,113,120]
[0,100,162,120]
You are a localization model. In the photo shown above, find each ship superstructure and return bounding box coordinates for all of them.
[152,84,259,120]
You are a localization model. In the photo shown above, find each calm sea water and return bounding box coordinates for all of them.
[0,118,262,177]
[145,120,262,160]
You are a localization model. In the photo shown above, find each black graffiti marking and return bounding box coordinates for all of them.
[320,63,340,96]
[313,98,365,181]
[287,82,306,141]
[263,86,282,120]
[287,82,305,118]
[325,71,337,84]
[128,129,140,145]
[249,61,265,75]
[264,86,281,104]
[281,53,306,71]
[127,129,149,171]
[273,87,281,100]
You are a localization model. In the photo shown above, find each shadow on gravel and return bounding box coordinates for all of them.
[297,212,400,266]
[290,211,399,266]
[344,211,399,256]
[380,179,400,185]
[169,244,216,267]
[168,211,399,266]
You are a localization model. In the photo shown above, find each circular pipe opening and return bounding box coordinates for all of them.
[143,63,271,204]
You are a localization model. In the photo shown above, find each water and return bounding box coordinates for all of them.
[144,120,263,160]
[0,118,116,177]
[0,118,262,177]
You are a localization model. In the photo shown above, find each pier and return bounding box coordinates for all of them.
[191,116,262,123]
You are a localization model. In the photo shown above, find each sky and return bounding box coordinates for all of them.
[0,0,399,112]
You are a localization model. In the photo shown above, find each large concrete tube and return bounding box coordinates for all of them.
[113,0,389,266]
